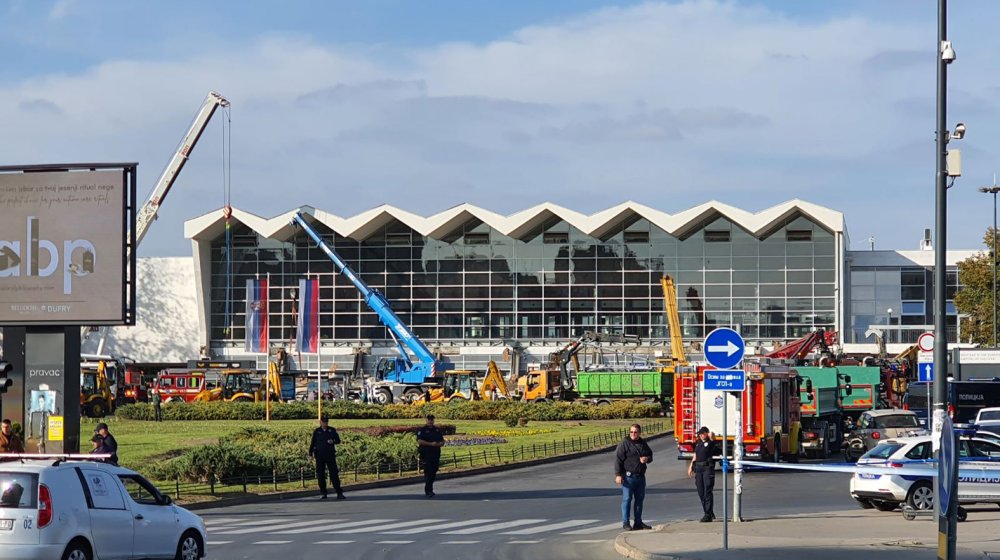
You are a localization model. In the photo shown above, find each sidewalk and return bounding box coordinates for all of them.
[616,508,1000,560]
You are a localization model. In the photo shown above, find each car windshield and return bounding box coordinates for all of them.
[874,415,920,429]
[862,442,905,461]
[979,410,1000,422]
[0,473,38,509]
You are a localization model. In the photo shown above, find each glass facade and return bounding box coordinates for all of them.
[848,265,961,344]
[206,212,839,348]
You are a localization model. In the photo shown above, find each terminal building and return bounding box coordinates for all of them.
[85,200,976,371]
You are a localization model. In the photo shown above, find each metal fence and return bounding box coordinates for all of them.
[163,421,666,500]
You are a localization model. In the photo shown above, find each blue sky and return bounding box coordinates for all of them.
[3,0,1000,256]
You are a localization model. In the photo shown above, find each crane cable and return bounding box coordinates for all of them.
[222,104,234,335]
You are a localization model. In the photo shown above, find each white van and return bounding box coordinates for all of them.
[0,455,206,560]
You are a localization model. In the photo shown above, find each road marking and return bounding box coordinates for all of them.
[203,517,244,525]
[572,539,607,543]
[314,541,355,545]
[329,518,446,534]
[507,540,543,544]
[213,519,339,535]
[444,519,547,535]
[503,519,600,535]
[443,541,481,544]
[376,540,415,544]
[206,541,233,546]
[381,518,498,534]
[562,521,639,535]
[316,519,398,534]
[253,540,292,545]
[208,518,291,531]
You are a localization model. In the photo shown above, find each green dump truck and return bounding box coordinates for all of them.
[574,371,672,408]
[797,365,881,458]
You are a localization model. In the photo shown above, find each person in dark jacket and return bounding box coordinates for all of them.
[688,426,718,522]
[94,423,119,465]
[89,434,113,460]
[615,423,653,531]
[0,419,24,455]
[152,390,163,422]
[415,414,445,497]
[309,416,344,500]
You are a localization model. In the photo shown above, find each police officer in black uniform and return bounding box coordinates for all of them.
[309,416,345,500]
[688,426,718,522]
[415,414,445,497]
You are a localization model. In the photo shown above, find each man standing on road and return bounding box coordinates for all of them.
[95,423,119,465]
[416,414,445,497]
[0,419,24,455]
[615,423,653,531]
[688,427,718,522]
[309,416,345,500]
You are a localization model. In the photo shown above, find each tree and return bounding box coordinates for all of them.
[955,227,1000,345]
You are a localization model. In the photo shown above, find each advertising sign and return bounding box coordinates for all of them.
[24,331,66,453]
[0,166,136,325]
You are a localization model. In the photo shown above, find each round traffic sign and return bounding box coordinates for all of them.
[704,327,745,370]
[917,332,935,353]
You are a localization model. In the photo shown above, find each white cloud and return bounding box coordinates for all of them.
[48,0,77,20]
[3,0,999,256]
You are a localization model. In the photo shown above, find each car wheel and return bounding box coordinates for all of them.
[374,388,393,405]
[176,530,203,560]
[62,539,92,560]
[957,507,968,523]
[402,388,425,403]
[87,399,107,418]
[855,497,874,509]
[906,481,934,511]
[871,500,897,512]
[772,434,781,463]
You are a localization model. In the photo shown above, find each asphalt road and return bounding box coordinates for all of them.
[199,437,858,560]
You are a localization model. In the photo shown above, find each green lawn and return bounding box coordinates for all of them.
[86,417,669,473]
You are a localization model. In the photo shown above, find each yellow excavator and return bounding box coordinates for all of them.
[194,362,282,403]
[418,361,510,403]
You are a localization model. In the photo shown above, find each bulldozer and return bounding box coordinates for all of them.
[193,362,282,403]
[418,361,511,404]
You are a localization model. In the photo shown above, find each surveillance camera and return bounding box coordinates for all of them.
[953,122,966,139]
[941,40,956,62]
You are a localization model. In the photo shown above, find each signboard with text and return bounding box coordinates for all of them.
[0,165,136,325]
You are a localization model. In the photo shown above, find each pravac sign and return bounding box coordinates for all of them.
[0,165,137,325]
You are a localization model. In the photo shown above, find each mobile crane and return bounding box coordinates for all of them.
[291,212,455,404]
[83,91,230,354]
[656,274,687,377]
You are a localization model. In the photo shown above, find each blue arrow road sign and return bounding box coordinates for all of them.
[704,369,746,392]
[918,362,934,383]
[704,328,745,370]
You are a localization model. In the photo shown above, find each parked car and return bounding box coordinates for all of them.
[0,456,206,560]
[842,409,928,462]
[849,435,1000,513]
[975,407,1000,431]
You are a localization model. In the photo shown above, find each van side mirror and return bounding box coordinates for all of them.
[805,379,813,392]
[844,384,853,396]
[159,494,173,506]
[807,392,815,402]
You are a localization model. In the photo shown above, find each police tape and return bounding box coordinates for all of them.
[737,459,1000,479]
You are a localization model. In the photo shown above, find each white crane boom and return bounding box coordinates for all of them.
[134,91,230,246]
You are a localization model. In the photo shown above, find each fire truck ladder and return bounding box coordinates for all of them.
[678,374,698,442]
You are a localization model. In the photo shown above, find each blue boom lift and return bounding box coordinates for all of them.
[291,212,454,403]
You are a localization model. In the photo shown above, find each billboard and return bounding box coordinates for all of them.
[0,164,136,325]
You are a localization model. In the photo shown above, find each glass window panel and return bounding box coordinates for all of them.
[597,271,623,284]
[624,285,650,298]
[571,299,596,311]
[814,284,835,297]
[875,285,899,300]
[518,286,543,298]
[439,286,463,298]
[787,284,812,297]
[852,286,875,300]
[786,256,813,270]
[732,257,758,270]
[571,286,595,298]
[624,272,650,284]
[491,286,514,298]
[760,284,784,297]
[518,300,543,312]
[733,284,757,297]
[732,298,758,311]
[851,270,875,286]
[677,257,704,271]
[598,298,624,311]
[852,301,875,314]
[573,271,597,284]
[787,270,812,284]
[902,301,925,315]
[733,270,758,283]
[598,285,623,298]
[491,300,514,311]
[705,271,731,284]
[901,270,925,285]
[787,298,812,311]
[675,270,704,284]
[760,270,784,283]
[785,243,812,256]
[901,286,925,300]
[876,270,900,285]
[705,284,731,298]
[705,299,729,311]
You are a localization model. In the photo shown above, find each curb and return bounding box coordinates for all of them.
[186,429,673,511]
[614,529,680,560]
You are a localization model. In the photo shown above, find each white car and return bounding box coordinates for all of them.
[976,407,1000,431]
[0,456,206,560]
[849,435,1000,512]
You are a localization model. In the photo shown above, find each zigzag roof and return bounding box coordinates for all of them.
[184,199,845,242]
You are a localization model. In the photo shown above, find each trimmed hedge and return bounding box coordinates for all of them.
[116,400,663,422]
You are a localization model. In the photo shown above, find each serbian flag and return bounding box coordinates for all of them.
[245,278,268,353]
[296,278,319,353]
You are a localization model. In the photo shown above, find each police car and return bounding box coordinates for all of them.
[0,454,206,560]
[849,435,1000,512]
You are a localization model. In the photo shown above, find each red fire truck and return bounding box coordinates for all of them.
[154,369,208,403]
[674,360,803,461]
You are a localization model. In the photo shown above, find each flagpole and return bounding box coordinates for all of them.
[265,272,271,422]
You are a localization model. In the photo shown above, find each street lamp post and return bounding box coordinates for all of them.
[978,184,1000,348]
[887,308,893,344]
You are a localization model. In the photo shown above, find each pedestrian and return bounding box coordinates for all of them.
[89,434,113,460]
[415,414,444,497]
[152,389,163,422]
[309,415,345,500]
[688,427,718,522]
[94,423,119,465]
[0,419,24,455]
[615,423,653,531]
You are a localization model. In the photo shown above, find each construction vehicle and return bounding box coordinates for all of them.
[863,328,915,408]
[419,361,511,403]
[80,355,126,417]
[292,212,455,404]
[575,371,672,407]
[83,91,230,353]
[190,359,282,403]
[674,360,803,461]
[154,369,208,403]
[656,275,688,378]
[759,330,879,458]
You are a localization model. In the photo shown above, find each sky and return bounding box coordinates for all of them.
[3,0,1000,257]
